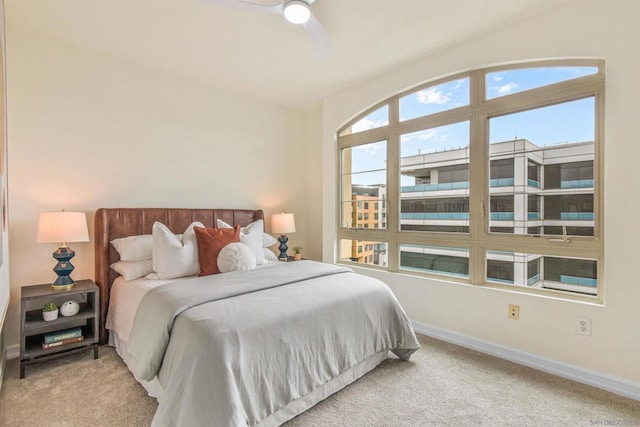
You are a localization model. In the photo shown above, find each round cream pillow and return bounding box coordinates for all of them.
[217,242,257,273]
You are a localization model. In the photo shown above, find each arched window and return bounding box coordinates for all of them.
[337,60,604,301]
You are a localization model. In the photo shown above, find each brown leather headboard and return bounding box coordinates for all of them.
[94,208,264,345]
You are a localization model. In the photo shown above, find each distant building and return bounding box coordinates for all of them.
[399,138,596,295]
[400,139,594,236]
[341,184,388,266]
[345,139,597,295]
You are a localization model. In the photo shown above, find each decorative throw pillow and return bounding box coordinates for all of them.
[195,225,241,276]
[111,234,153,262]
[262,232,278,248]
[263,248,278,263]
[110,260,154,282]
[217,242,257,273]
[148,221,203,280]
[216,219,266,265]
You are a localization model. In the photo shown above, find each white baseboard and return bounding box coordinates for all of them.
[6,321,638,400]
[412,320,640,401]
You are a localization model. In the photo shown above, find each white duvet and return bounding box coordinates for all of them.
[107,261,419,426]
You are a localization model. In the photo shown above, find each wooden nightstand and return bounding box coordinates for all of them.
[20,279,99,378]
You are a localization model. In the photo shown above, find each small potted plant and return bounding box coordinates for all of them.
[43,302,58,321]
[292,246,303,261]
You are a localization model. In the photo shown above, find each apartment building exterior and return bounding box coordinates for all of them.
[344,138,597,296]
[341,185,388,266]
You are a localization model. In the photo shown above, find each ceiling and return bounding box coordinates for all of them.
[6,0,555,111]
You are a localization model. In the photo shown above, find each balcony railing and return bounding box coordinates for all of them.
[559,212,594,220]
[489,212,514,220]
[490,178,514,187]
[527,274,541,286]
[560,275,597,287]
[401,212,591,221]
[560,179,594,189]
[400,264,469,278]
[400,212,469,220]
[487,277,514,285]
[401,178,592,193]
[401,181,469,192]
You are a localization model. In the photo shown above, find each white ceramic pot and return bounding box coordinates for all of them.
[60,300,80,317]
[43,309,58,321]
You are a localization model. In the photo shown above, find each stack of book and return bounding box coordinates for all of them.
[41,327,84,350]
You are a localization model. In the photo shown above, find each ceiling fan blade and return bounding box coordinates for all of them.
[203,0,283,15]
[303,14,332,58]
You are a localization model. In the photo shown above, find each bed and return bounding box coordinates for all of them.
[95,207,420,426]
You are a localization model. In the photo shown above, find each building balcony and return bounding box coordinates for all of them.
[489,212,514,220]
[543,280,597,296]
[400,212,469,220]
[527,274,541,286]
[401,182,469,192]
[560,179,594,189]
[486,277,514,285]
[399,211,592,223]
[560,275,597,287]
[528,179,541,188]
[559,212,594,220]
[490,178,514,187]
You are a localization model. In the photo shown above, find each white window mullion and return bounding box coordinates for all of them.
[388,96,400,272]
[468,69,485,284]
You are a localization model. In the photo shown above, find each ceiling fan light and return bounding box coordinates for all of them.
[284,1,311,25]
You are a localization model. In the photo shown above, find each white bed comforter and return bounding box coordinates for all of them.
[122,261,419,426]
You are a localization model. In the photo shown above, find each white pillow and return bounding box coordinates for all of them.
[147,221,203,280]
[111,234,153,262]
[110,260,154,281]
[262,232,278,248]
[217,219,266,265]
[263,248,278,263]
[217,242,257,273]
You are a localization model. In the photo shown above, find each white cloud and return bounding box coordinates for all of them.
[449,78,466,90]
[400,133,416,144]
[418,129,438,141]
[416,87,450,105]
[492,75,504,82]
[359,141,384,155]
[351,117,386,133]
[498,82,518,94]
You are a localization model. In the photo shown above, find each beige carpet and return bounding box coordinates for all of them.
[1,335,638,426]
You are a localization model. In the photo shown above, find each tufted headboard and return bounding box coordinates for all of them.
[94,207,264,345]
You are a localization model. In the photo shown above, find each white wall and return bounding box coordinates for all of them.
[305,105,324,262]
[4,28,311,348]
[322,0,640,383]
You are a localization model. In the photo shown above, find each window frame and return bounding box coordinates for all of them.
[336,59,604,302]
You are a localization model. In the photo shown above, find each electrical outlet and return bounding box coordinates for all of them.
[508,304,519,320]
[576,317,591,336]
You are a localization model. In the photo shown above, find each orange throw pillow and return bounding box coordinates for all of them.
[194,225,241,276]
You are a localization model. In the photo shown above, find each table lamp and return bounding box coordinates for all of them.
[37,210,89,289]
[271,212,296,261]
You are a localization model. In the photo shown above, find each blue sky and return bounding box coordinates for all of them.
[346,67,597,187]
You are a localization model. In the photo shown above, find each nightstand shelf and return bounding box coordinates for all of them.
[20,279,99,378]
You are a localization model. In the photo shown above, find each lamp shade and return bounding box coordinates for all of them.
[271,213,296,234]
[37,211,89,244]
